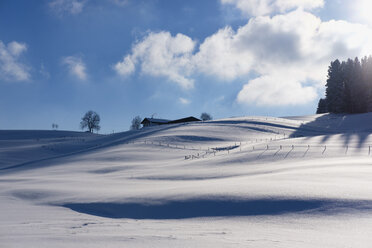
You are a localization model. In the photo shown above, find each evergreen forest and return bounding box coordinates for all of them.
[317,56,372,114]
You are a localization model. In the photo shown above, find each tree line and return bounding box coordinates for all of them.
[317,56,372,114]
[77,111,213,133]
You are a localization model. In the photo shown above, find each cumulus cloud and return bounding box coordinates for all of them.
[114,31,196,89]
[237,74,317,106]
[49,0,86,16]
[114,56,135,77]
[193,27,254,80]
[201,9,372,106]
[233,10,372,105]
[220,0,324,16]
[0,41,30,82]
[62,55,87,81]
[115,6,372,106]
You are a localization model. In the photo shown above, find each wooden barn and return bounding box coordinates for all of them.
[141,116,201,128]
[141,118,171,127]
[168,116,201,124]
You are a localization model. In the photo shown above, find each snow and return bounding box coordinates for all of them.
[2,113,372,247]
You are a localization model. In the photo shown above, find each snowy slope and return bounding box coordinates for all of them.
[2,113,372,247]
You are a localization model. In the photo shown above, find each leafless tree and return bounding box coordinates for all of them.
[200,112,212,121]
[130,116,142,130]
[80,110,101,133]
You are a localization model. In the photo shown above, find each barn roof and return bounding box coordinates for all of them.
[168,116,201,124]
[141,118,171,124]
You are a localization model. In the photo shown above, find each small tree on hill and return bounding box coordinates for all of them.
[200,112,212,121]
[130,116,142,130]
[80,110,100,133]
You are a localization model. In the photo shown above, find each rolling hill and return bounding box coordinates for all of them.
[2,113,372,247]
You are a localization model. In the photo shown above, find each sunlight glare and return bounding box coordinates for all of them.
[356,0,372,25]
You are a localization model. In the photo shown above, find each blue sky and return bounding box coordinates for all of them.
[1,0,372,133]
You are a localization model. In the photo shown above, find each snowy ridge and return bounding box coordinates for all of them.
[2,113,372,247]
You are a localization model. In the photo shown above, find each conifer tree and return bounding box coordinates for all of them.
[342,59,354,113]
[352,57,364,113]
[325,59,344,113]
[320,55,372,115]
[316,98,327,114]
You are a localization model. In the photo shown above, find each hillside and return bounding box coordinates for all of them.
[2,113,372,247]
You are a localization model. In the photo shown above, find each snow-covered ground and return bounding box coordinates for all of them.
[2,113,372,247]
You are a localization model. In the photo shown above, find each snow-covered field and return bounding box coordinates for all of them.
[2,113,372,247]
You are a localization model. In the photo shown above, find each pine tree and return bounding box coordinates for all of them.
[342,59,354,113]
[322,55,372,114]
[325,59,345,113]
[352,57,365,113]
[364,56,372,112]
[316,98,327,114]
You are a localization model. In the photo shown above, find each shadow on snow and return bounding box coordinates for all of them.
[63,198,372,220]
[290,113,372,148]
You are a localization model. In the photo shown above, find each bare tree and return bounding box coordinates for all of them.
[130,116,142,130]
[200,112,212,121]
[80,110,101,133]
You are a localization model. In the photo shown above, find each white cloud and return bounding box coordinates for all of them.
[114,56,135,76]
[193,27,254,80]
[0,41,30,82]
[232,10,372,105]
[7,41,27,56]
[220,0,324,17]
[195,9,372,106]
[62,55,87,81]
[179,97,190,105]
[114,31,196,89]
[49,0,86,16]
[115,6,372,106]
[237,75,317,106]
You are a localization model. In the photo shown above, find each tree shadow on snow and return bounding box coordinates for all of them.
[289,113,372,148]
[63,198,372,220]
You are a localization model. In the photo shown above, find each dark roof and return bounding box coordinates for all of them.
[167,116,201,124]
[141,118,171,124]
